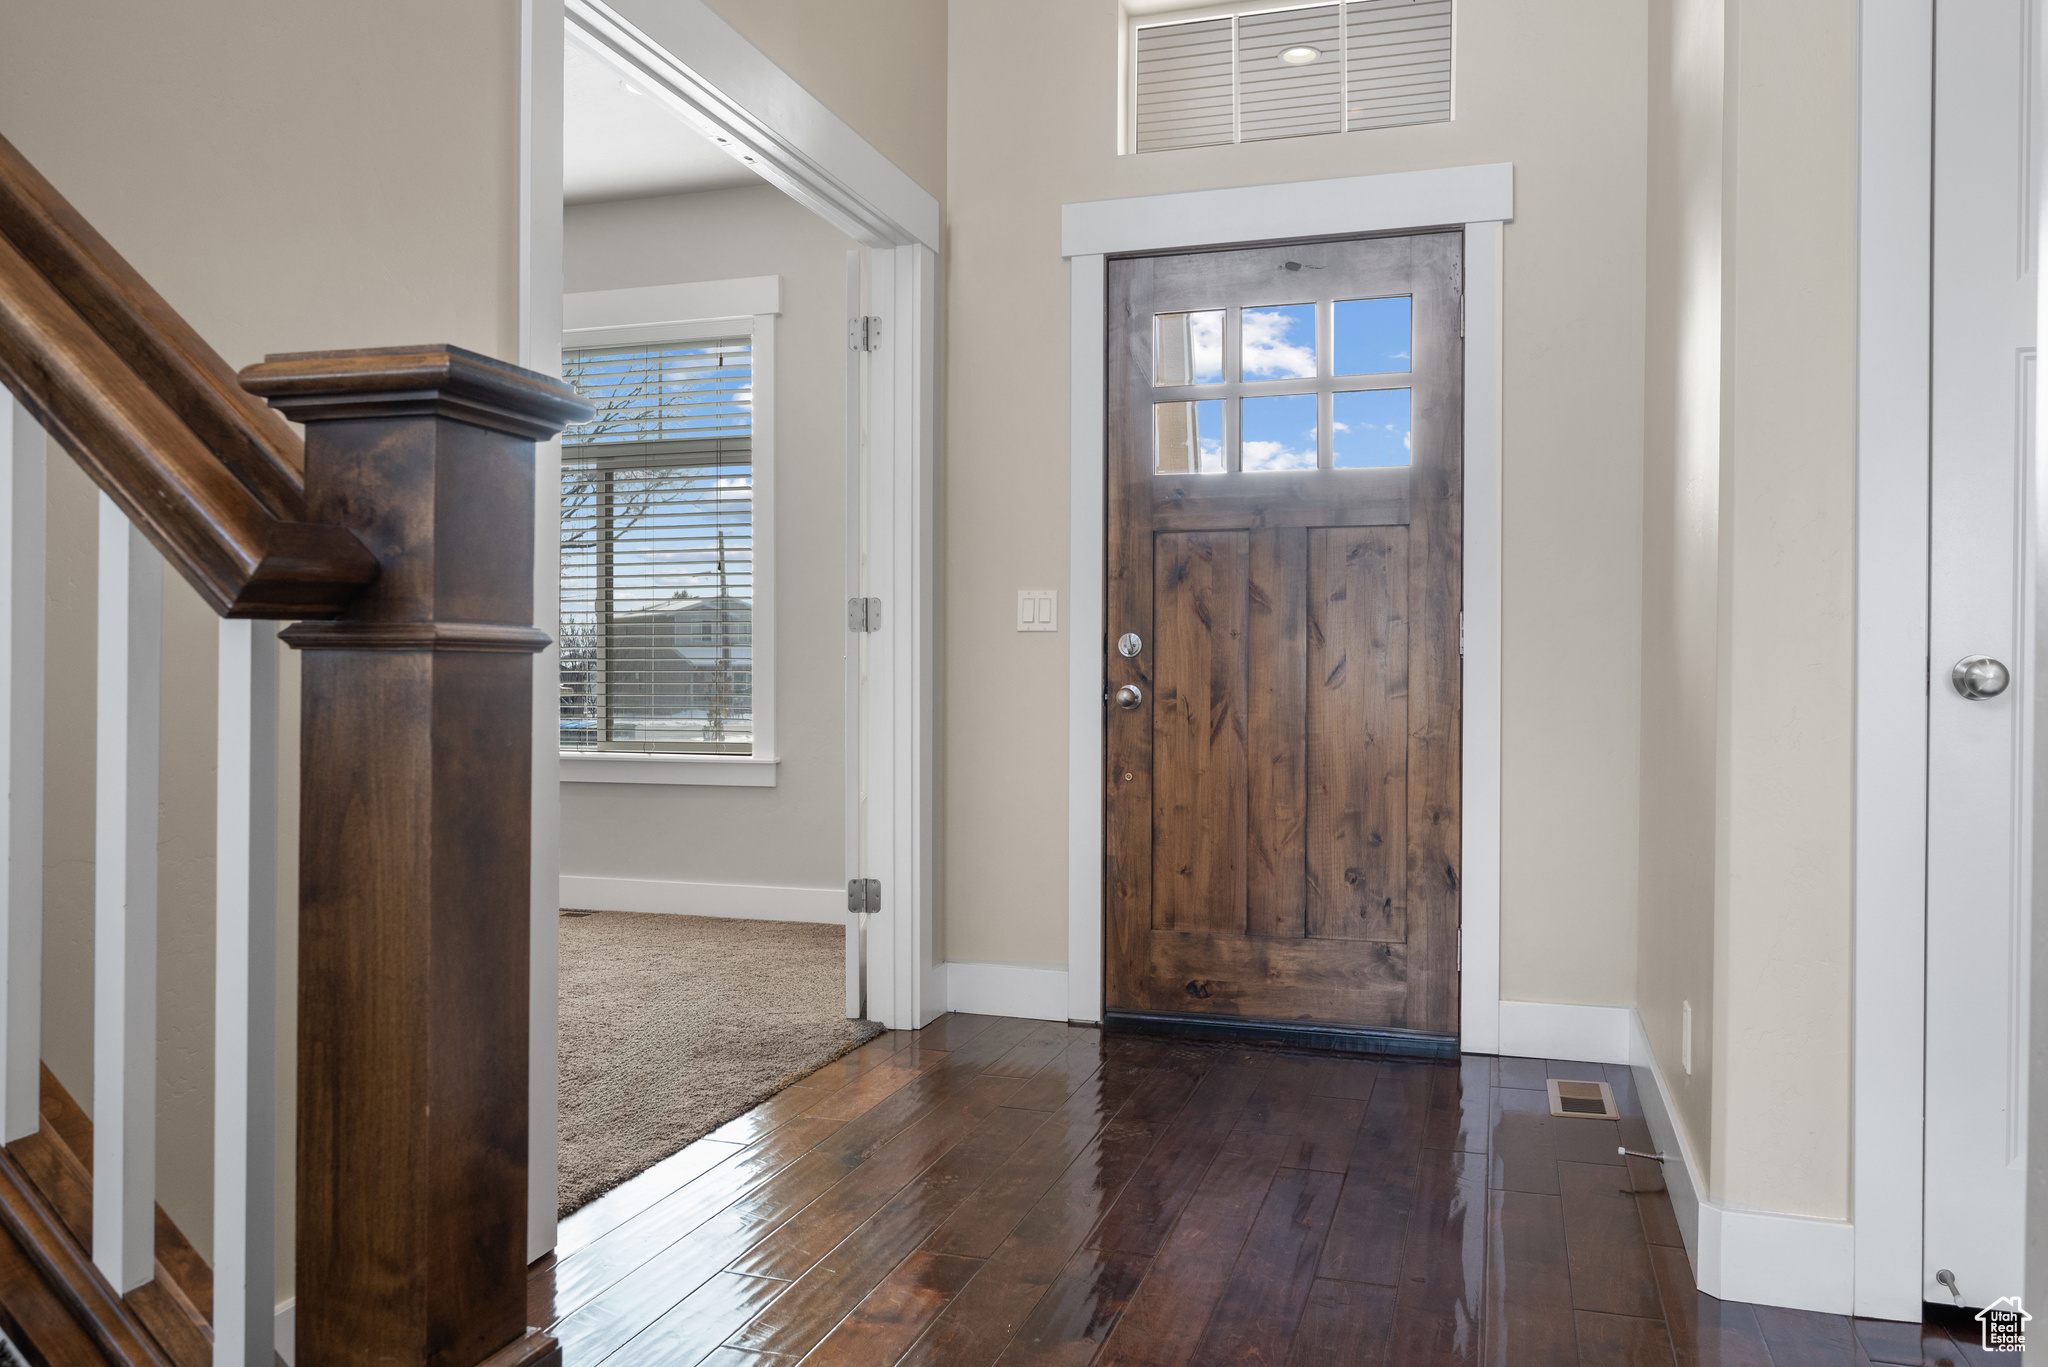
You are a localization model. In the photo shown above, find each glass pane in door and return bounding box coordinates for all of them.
[1242,393,1319,471]
[1156,399,1225,472]
[1242,303,1318,379]
[1332,388,1411,467]
[1155,310,1225,385]
[1334,296,1412,374]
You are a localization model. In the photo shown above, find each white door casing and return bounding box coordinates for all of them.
[1926,0,2037,1310]
[848,243,941,1030]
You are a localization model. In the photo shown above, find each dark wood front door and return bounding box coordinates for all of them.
[1104,231,1464,1050]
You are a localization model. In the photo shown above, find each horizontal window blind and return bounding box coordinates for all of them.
[1345,0,1453,130]
[1239,5,1341,142]
[1134,16,1235,153]
[1133,0,1451,152]
[560,339,755,756]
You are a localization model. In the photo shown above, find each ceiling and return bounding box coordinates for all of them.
[563,36,765,205]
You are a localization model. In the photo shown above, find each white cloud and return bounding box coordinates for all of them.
[1243,440,1315,472]
[1242,309,1317,379]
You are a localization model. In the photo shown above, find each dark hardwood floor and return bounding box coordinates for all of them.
[529,1014,1993,1366]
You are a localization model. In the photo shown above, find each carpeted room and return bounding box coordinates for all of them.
[555,909,881,1214]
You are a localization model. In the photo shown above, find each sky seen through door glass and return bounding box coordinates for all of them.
[1151,297,1415,471]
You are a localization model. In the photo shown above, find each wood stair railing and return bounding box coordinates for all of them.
[0,134,380,618]
[0,131,590,1367]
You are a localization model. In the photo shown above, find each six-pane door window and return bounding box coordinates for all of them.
[559,338,755,755]
[1152,296,1413,472]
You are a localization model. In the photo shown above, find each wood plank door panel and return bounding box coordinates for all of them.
[1305,525,1408,946]
[1105,231,1463,1050]
[1151,530,1250,935]
[1246,526,1307,939]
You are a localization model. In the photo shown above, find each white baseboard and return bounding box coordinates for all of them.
[945,961,1069,1022]
[1626,1008,1856,1314]
[559,875,843,924]
[276,1298,294,1366]
[1496,999,1633,1064]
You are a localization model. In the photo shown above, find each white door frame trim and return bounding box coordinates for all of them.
[1851,0,1932,1322]
[518,0,567,1265]
[1062,165,1514,1035]
[564,0,939,251]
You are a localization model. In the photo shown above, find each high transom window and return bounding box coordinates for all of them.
[559,338,755,755]
[1130,0,1452,154]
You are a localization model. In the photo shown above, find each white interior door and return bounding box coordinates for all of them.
[1926,0,2038,1311]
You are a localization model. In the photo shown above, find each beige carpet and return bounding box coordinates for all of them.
[556,909,882,1216]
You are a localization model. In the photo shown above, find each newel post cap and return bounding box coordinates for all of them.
[238,343,592,441]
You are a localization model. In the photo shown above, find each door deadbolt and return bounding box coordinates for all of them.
[1117,632,1143,658]
[1952,655,2011,700]
[1115,684,1144,710]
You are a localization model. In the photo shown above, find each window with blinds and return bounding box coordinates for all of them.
[559,337,755,755]
[1132,0,1451,153]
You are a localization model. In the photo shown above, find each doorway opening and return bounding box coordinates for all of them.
[528,1,940,1236]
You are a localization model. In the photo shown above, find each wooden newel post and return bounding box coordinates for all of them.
[239,347,590,1367]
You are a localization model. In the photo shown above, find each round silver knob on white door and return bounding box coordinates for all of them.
[1115,684,1144,710]
[1952,656,2011,700]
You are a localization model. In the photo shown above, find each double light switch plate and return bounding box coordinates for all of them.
[1018,590,1057,632]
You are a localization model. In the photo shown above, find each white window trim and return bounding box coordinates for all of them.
[557,277,781,788]
[1062,163,1510,1039]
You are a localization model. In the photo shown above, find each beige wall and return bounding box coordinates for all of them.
[1637,0,1857,1221]
[0,0,526,1283]
[939,0,1651,979]
[560,186,854,890]
[703,0,948,200]
[1714,0,1857,1220]
[1639,0,1728,1204]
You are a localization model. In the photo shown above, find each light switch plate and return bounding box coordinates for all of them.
[1018,590,1058,632]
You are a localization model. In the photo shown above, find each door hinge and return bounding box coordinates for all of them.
[1459,611,1466,658]
[849,316,883,352]
[848,597,882,632]
[847,878,881,914]
[1457,926,1464,972]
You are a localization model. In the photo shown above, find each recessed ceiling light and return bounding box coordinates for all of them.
[1279,45,1321,64]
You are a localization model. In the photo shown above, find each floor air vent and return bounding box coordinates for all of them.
[1546,1078,1619,1120]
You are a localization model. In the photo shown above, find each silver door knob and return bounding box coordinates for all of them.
[1115,684,1144,710]
[1952,656,2011,700]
